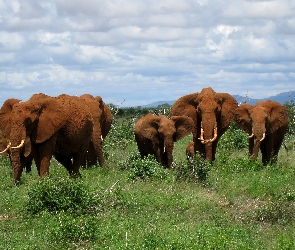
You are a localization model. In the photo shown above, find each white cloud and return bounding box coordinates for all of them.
[0,0,294,106]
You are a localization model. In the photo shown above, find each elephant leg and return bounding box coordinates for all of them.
[54,152,73,173]
[260,141,270,165]
[86,142,97,167]
[194,139,205,158]
[248,138,254,157]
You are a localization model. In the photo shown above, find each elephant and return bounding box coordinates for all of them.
[134,114,194,168]
[0,98,33,173]
[185,141,195,160]
[0,93,93,183]
[80,94,113,167]
[171,87,238,162]
[235,100,289,165]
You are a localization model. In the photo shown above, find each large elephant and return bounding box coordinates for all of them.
[80,94,113,167]
[0,93,93,183]
[171,87,238,162]
[134,114,194,168]
[0,98,33,173]
[235,100,289,165]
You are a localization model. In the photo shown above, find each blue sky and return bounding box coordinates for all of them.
[0,0,294,107]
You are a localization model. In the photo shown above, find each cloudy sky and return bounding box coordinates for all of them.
[1,0,294,107]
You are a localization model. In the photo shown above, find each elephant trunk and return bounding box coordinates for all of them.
[198,122,217,144]
[250,125,266,160]
[9,125,27,183]
[163,140,174,169]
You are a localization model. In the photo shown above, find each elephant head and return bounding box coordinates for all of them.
[0,93,68,182]
[134,114,194,168]
[235,100,289,164]
[171,87,238,162]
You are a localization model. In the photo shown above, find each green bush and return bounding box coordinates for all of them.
[26,177,91,215]
[174,154,211,183]
[119,152,174,182]
[218,122,248,151]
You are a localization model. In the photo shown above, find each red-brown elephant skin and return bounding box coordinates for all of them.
[80,94,113,168]
[0,99,34,173]
[235,100,289,165]
[171,87,238,162]
[0,93,93,183]
[134,114,194,168]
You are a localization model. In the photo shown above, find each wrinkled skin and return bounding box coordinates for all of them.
[171,87,238,162]
[235,100,289,165]
[0,93,93,183]
[134,114,194,168]
[80,94,113,168]
[0,99,33,173]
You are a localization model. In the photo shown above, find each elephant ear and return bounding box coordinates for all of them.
[139,115,160,142]
[172,116,194,142]
[216,93,238,129]
[268,102,289,134]
[101,103,113,139]
[171,93,199,138]
[34,98,68,143]
[235,104,254,134]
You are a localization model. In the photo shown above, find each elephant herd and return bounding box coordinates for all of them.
[0,93,112,183]
[0,87,290,183]
[134,87,289,168]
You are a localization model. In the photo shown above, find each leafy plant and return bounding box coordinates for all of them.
[119,152,174,182]
[26,177,91,215]
[218,121,248,150]
[174,154,211,183]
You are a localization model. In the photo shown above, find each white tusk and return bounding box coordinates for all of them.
[249,133,254,138]
[101,135,103,141]
[0,142,11,154]
[11,140,25,149]
[209,126,218,142]
[260,133,266,142]
[163,147,166,153]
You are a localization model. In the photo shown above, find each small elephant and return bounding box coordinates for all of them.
[171,87,238,162]
[235,100,289,165]
[134,114,194,168]
[80,94,113,168]
[185,141,195,160]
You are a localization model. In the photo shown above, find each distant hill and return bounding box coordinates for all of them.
[140,91,295,108]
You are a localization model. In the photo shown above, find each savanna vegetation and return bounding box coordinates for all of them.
[0,101,295,249]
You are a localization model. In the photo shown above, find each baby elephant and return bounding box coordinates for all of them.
[186,141,195,160]
[134,114,194,168]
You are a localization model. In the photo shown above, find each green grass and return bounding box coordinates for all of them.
[0,123,295,249]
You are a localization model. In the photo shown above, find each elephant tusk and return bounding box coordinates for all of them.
[101,135,103,141]
[249,133,254,138]
[11,140,25,149]
[198,122,204,141]
[163,147,166,153]
[209,126,218,142]
[260,133,266,142]
[0,142,11,154]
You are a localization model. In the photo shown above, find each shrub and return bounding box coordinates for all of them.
[26,177,91,215]
[218,122,248,151]
[119,152,174,182]
[174,154,211,183]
